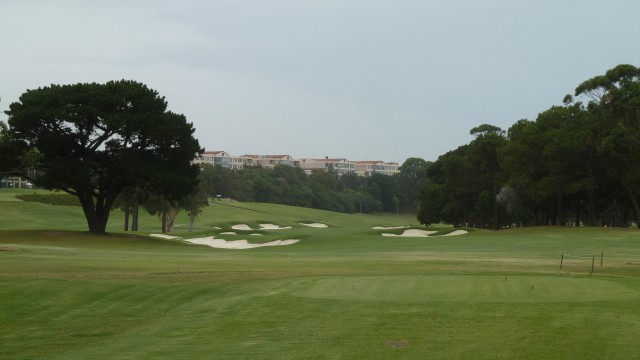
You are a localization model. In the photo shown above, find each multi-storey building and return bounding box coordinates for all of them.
[354,161,400,176]
[193,151,399,176]
[296,158,356,176]
[192,151,249,170]
[242,155,295,169]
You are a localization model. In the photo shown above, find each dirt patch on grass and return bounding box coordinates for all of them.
[0,246,19,251]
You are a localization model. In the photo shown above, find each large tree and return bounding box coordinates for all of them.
[574,64,640,225]
[3,80,202,234]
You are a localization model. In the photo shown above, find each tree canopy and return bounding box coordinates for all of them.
[186,159,430,216]
[417,64,640,228]
[2,80,202,233]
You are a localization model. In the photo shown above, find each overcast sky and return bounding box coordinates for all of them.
[1,1,639,163]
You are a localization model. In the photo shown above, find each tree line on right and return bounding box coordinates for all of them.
[417,64,640,229]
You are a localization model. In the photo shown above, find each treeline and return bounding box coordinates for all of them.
[418,64,640,228]
[199,157,430,215]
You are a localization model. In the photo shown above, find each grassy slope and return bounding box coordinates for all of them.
[1,189,640,359]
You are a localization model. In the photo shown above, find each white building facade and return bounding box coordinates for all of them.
[193,151,399,176]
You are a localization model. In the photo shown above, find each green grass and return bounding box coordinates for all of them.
[1,188,640,359]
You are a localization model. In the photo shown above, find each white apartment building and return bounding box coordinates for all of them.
[193,151,399,176]
[296,158,356,176]
[192,151,250,170]
[242,155,295,169]
[354,161,400,176]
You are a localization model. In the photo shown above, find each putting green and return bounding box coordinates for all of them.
[293,275,638,303]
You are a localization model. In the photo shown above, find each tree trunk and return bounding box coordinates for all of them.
[124,208,130,231]
[161,212,167,233]
[189,211,195,233]
[624,184,640,227]
[77,192,113,234]
[556,191,564,226]
[132,200,139,231]
[167,211,176,232]
[587,186,595,226]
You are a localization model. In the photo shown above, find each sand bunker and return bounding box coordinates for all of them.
[373,226,408,230]
[150,234,180,240]
[259,223,292,230]
[232,224,292,230]
[231,224,252,231]
[381,229,468,237]
[382,229,437,237]
[300,223,328,228]
[184,236,299,249]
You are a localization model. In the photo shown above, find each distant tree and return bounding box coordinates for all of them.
[0,119,28,176]
[399,157,430,178]
[468,124,507,229]
[500,119,549,225]
[184,166,216,232]
[398,157,431,213]
[418,145,475,226]
[365,173,397,212]
[392,195,400,216]
[575,64,640,225]
[143,194,180,233]
[3,80,202,234]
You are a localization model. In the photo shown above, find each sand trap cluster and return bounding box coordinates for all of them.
[299,223,328,228]
[184,236,299,249]
[381,229,468,237]
[150,234,180,240]
[151,232,296,249]
[232,224,292,230]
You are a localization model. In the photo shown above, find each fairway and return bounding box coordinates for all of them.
[2,189,640,359]
[293,275,638,303]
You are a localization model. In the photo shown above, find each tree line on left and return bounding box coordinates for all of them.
[0,80,430,234]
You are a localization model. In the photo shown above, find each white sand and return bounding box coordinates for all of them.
[373,226,408,230]
[250,233,263,236]
[231,224,252,231]
[381,229,468,237]
[220,232,236,235]
[150,234,180,240]
[382,229,437,237]
[300,223,328,228]
[231,223,292,230]
[442,230,468,236]
[260,223,292,230]
[184,236,299,249]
